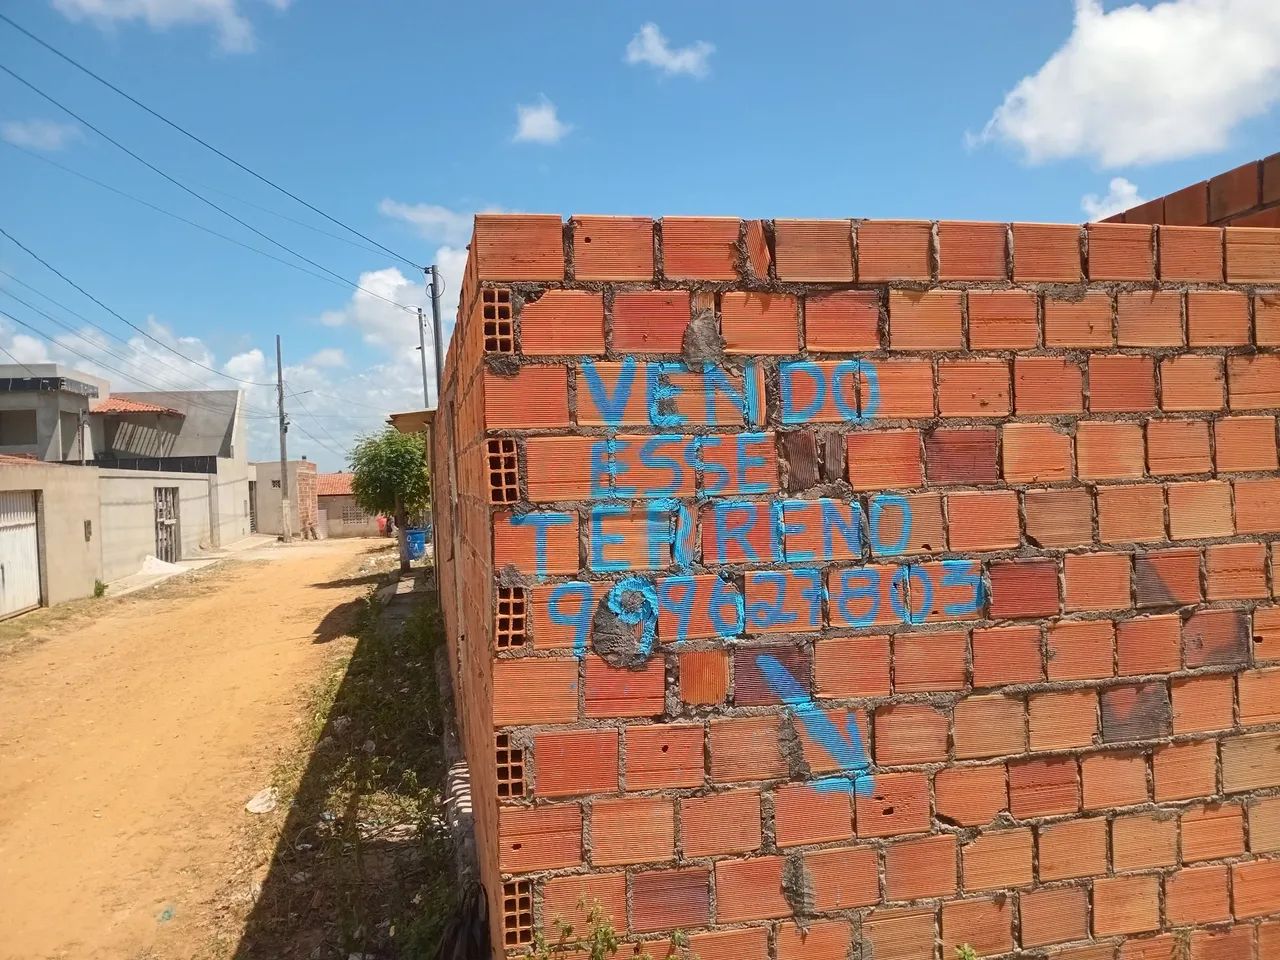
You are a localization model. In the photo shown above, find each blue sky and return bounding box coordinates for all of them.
[2,0,1278,469]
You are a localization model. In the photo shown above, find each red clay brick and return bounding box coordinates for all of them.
[1009,756,1079,818]
[925,427,998,484]
[499,804,582,871]
[989,559,1059,618]
[954,694,1026,759]
[660,217,739,279]
[493,658,579,725]
[938,220,1007,280]
[937,358,1010,417]
[585,656,664,718]
[715,856,791,922]
[869,357,935,418]
[611,290,690,353]
[1100,683,1171,743]
[1166,864,1232,925]
[1077,420,1145,480]
[1046,619,1114,681]
[1014,356,1084,414]
[1088,222,1154,280]
[888,289,962,349]
[473,213,564,279]
[1241,666,1280,725]
[1188,290,1251,346]
[773,783,853,847]
[858,219,931,281]
[1206,541,1268,600]
[1038,817,1107,881]
[680,790,760,858]
[1173,674,1235,734]
[1092,874,1160,936]
[1002,422,1072,483]
[1223,731,1280,793]
[1183,607,1251,668]
[972,625,1043,686]
[1024,487,1093,548]
[1161,355,1226,412]
[1184,803,1246,863]
[856,770,931,837]
[485,365,570,428]
[947,490,1020,551]
[967,289,1038,348]
[941,896,1012,957]
[1167,479,1234,539]
[535,728,618,797]
[1154,739,1217,802]
[804,290,879,351]
[847,429,923,490]
[679,650,728,706]
[631,867,710,932]
[1165,183,1209,226]
[1044,292,1113,347]
[571,215,653,280]
[626,724,704,790]
[1013,222,1081,281]
[1098,485,1166,543]
[1065,552,1132,612]
[743,218,770,280]
[962,827,1032,892]
[1210,161,1261,221]
[1021,885,1089,947]
[1159,224,1224,281]
[814,635,891,697]
[1215,416,1279,472]
[874,702,949,765]
[525,435,603,500]
[1117,290,1183,347]
[1029,688,1097,750]
[720,291,799,354]
[935,765,1009,827]
[1135,548,1201,608]
[1146,418,1211,475]
[1116,614,1180,675]
[862,907,938,960]
[1259,290,1280,345]
[884,833,957,901]
[519,290,606,355]
[1228,354,1280,410]
[774,218,853,281]
[775,920,850,960]
[1236,477,1280,533]
[541,873,627,937]
[893,631,968,693]
[709,715,786,783]
[803,845,879,911]
[1080,752,1152,814]
[591,795,674,866]
[1226,226,1280,281]
[1089,354,1157,412]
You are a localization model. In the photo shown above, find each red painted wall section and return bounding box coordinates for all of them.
[433,212,1280,959]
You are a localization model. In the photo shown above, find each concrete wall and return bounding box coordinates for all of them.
[437,213,1280,958]
[95,390,242,459]
[0,390,92,462]
[251,460,319,537]
[318,494,381,538]
[98,470,215,582]
[0,460,101,605]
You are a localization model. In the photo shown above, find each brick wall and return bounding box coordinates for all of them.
[433,212,1280,959]
[1105,153,1280,228]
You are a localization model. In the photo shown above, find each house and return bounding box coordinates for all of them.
[0,363,105,462]
[0,365,256,592]
[249,458,319,539]
[316,472,380,538]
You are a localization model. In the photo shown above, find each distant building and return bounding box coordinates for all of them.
[0,363,104,462]
[250,458,319,539]
[316,472,380,538]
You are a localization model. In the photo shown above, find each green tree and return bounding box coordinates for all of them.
[349,428,430,571]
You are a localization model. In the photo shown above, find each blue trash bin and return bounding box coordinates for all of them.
[405,528,427,560]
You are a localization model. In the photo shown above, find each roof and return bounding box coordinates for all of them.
[0,453,42,466]
[388,409,435,434]
[316,472,355,496]
[92,396,183,416]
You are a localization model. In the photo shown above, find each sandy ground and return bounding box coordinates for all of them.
[0,537,391,960]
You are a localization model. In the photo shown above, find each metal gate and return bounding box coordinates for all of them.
[154,487,179,563]
[248,480,258,533]
[0,490,41,618]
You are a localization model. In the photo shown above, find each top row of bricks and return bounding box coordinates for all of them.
[469,214,1280,286]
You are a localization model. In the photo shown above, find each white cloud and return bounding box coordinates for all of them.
[514,96,571,144]
[377,201,481,247]
[625,22,714,78]
[307,347,346,368]
[51,0,292,53]
[1,119,81,152]
[1082,177,1146,220]
[976,0,1280,167]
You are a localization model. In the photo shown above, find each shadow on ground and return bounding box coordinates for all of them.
[232,576,456,959]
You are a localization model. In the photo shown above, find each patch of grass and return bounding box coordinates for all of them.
[93,579,107,598]
[233,583,455,959]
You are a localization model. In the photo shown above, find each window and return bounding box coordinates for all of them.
[0,409,38,447]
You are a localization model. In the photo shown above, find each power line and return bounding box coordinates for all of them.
[0,305,270,419]
[0,11,423,271]
[0,62,420,316]
[2,141,397,299]
[0,340,36,376]
[287,385,348,453]
[0,224,278,387]
[0,286,276,417]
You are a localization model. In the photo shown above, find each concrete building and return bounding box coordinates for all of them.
[0,454,101,617]
[250,459,319,539]
[0,364,106,462]
[0,366,259,607]
[316,472,380,538]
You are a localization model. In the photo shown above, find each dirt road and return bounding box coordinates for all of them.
[0,538,391,960]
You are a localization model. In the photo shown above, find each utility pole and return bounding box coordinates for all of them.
[429,264,445,409]
[276,334,292,543]
[416,306,431,408]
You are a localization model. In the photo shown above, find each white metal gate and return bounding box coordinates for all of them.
[0,490,41,618]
